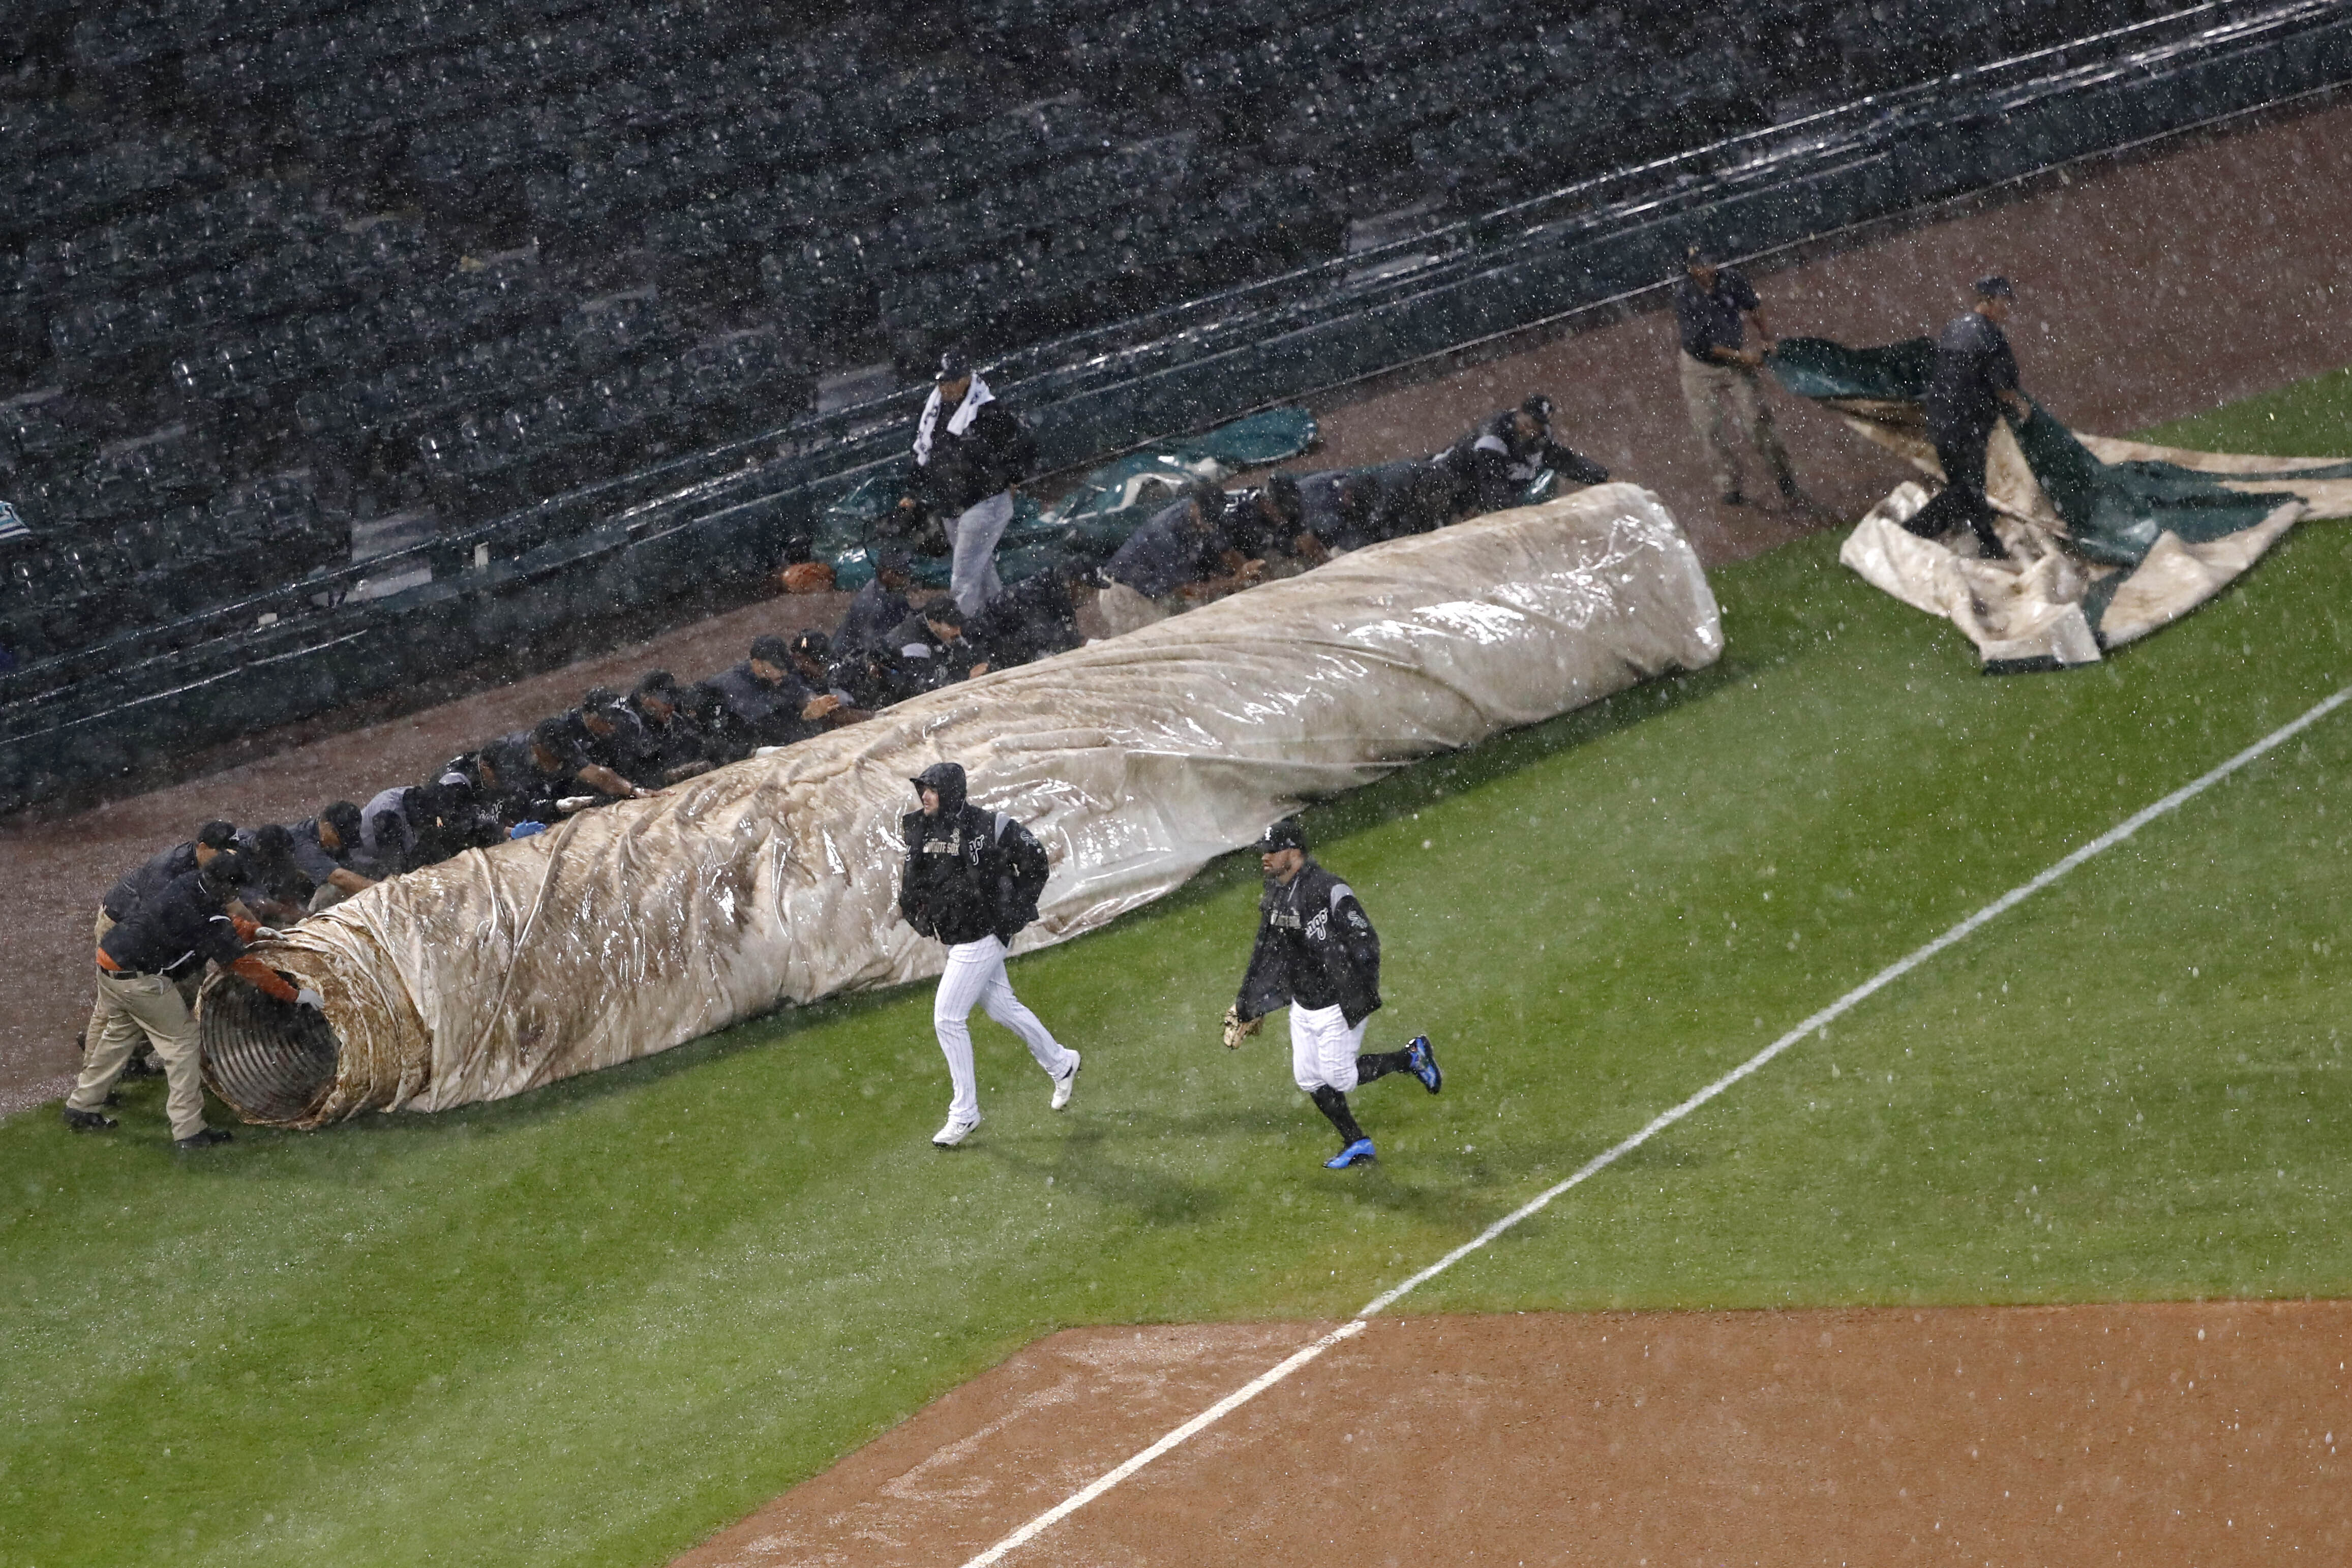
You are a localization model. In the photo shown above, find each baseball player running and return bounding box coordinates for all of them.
[898,761,1080,1147]
[1223,819,1440,1168]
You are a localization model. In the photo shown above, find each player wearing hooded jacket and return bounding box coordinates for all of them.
[898,761,1079,1147]
[1225,818,1441,1168]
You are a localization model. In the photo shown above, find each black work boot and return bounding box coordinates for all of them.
[174,1127,234,1151]
[62,1107,118,1132]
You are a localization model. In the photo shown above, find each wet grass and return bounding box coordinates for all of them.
[6,385,2352,1566]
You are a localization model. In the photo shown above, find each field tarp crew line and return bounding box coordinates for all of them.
[901,348,1038,617]
[1222,818,1441,1169]
[897,761,1079,1149]
[1675,245,1801,508]
[65,852,319,1151]
[1906,274,2029,560]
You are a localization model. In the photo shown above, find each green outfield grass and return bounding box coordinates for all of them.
[5,371,2350,1567]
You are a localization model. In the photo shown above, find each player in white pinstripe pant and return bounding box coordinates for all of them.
[898,762,1078,1147]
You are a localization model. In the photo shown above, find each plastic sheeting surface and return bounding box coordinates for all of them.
[203,484,1721,1127]
[1771,337,2351,669]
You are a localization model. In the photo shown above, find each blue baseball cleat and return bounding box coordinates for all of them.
[1324,1137,1377,1169]
[1407,1035,1441,1094]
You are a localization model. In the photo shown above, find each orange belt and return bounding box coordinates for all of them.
[95,949,124,973]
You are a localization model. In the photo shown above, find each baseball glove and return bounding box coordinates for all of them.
[777,560,835,594]
[1221,1005,1261,1049]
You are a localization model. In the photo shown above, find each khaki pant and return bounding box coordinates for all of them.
[72,966,209,1140]
[1679,352,1794,499]
[82,907,190,1061]
[1094,581,1181,638]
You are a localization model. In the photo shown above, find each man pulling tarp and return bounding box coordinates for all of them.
[1767,295,2352,671]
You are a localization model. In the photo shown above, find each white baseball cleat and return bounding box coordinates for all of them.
[932,1113,982,1148]
[1051,1053,1081,1111]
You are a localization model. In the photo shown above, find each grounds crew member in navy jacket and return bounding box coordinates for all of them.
[1904,275,2029,561]
[898,761,1079,1148]
[700,636,844,762]
[284,801,377,912]
[64,852,320,1150]
[80,820,240,1075]
[1222,818,1441,1168]
[901,349,1038,617]
[1674,245,1800,507]
[1440,396,1610,517]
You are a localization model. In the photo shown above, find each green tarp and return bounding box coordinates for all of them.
[1767,336,2352,670]
[818,407,1321,589]
[1769,337,2352,565]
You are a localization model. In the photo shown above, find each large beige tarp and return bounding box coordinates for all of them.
[204,483,1721,1127]
[1830,410,2350,668]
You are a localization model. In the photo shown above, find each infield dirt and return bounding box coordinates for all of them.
[674,1300,2350,1567]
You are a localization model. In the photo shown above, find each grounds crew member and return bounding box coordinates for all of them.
[1222,818,1440,1169]
[1097,483,1259,635]
[883,596,987,700]
[625,671,717,783]
[1440,396,1610,517]
[901,348,1038,617]
[785,629,872,726]
[897,761,1079,1147]
[700,635,844,761]
[64,851,322,1150]
[1904,275,2028,561]
[572,688,656,785]
[833,544,916,656]
[229,823,313,924]
[285,801,378,912]
[1674,245,1801,507]
[1215,472,1320,573]
[81,820,242,1076]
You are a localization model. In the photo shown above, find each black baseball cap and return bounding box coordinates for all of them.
[1683,243,1714,268]
[869,541,912,573]
[1257,818,1308,854]
[634,669,678,697]
[749,634,792,665]
[531,715,573,749]
[790,628,829,660]
[582,685,620,709]
[935,348,970,382]
[321,801,363,839]
[196,820,238,850]
[1974,275,2015,299]
[1520,393,1554,423]
[922,596,965,627]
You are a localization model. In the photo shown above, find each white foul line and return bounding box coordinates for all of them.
[964,682,2352,1567]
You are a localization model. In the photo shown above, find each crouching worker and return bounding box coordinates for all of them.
[64,851,322,1151]
[1222,818,1441,1169]
[898,762,1079,1149]
[1439,395,1609,519]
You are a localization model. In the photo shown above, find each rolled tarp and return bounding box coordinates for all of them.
[1768,336,2352,670]
[200,483,1722,1128]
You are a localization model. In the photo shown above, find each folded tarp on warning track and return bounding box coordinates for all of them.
[820,407,1322,590]
[1768,337,2352,670]
[201,483,1722,1128]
